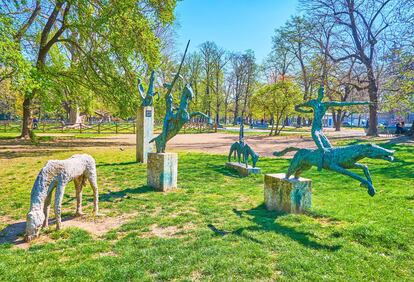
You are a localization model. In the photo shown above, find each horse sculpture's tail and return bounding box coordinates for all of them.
[273,147,300,157]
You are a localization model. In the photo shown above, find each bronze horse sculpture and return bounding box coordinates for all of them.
[228,122,259,168]
[273,144,394,196]
[228,142,259,168]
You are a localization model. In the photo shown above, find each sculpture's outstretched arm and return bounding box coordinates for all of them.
[190,112,212,124]
[324,101,370,107]
[295,103,313,114]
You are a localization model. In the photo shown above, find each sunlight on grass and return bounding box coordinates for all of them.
[0,140,413,280]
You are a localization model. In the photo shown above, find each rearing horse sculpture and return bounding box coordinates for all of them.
[150,84,211,153]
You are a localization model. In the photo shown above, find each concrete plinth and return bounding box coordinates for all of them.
[136,106,154,163]
[264,173,312,213]
[226,162,261,177]
[147,153,177,191]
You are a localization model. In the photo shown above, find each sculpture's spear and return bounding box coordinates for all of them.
[164,40,190,97]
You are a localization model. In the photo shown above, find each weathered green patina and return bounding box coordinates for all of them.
[295,87,370,170]
[274,87,393,196]
[150,40,211,153]
[228,122,259,168]
[274,144,394,196]
[138,70,159,107]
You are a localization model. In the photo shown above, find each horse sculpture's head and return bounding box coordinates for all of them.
[25,209,44,242]
[364,144,394,162]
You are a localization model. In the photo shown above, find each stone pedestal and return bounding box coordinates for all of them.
[147,153,177,192]
[264,173,312,213]
[226,162,261,177]
[136,106,154,163]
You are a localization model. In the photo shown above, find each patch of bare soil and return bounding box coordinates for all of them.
[0,213,136,250]
[140,223,194,239]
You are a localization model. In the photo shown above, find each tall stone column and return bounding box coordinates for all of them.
[136,106,154,163]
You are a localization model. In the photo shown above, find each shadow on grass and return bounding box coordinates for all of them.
[208,164,242,178]
[208,204,341,251]
[99,185,154,202]
[0,149,74,159]
[0,216,76,246]
[97,161,138,167]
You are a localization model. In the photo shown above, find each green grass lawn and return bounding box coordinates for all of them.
[0,140,413,280]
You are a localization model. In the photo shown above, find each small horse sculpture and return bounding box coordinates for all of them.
[273,144,394,196]
[228,142,259,168]
[150,84,211,153]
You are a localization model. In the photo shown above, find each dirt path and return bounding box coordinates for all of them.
[101,128,368,157]
[0,128,404,159]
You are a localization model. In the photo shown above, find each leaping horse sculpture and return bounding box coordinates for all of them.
[274,144,394,196]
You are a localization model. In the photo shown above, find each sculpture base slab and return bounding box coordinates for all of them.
[226,162,261,177]
[147,153,177,192]
[264,173,312,213]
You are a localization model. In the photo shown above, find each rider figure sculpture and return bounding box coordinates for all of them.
[295,86,370,170]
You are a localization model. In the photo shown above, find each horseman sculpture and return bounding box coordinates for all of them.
[150,40,211,153]
[274,86,392,196]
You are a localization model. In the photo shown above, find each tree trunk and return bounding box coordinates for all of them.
[332,110,342,131]
[68,105,80,124]
[269,114,275,136]
[233,101,239,125]
[21,97,32,138]
[366,74,379,136]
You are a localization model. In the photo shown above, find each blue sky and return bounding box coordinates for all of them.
[174,0,299,62]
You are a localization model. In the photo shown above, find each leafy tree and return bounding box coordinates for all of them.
[1,0,176,138]
[252,80,302,136]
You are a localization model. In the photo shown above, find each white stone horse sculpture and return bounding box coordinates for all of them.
[25,154,100,242]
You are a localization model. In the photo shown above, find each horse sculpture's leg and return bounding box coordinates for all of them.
[293,164,312,179]
[352,163,373,185]
[228,145,234,162]
[87,169,100,216]
[285,154,301,179]
[54,178,67,230]
[243,150,248,168]
[74,177,84,216]
[329,164,375,196]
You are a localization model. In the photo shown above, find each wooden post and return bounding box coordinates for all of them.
[133,122,135,134]
[42,122,45,133]
[79,123,82,133]
[98,123,101,134]
[115,123,118,134]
